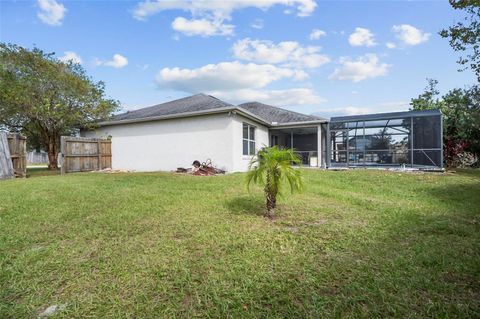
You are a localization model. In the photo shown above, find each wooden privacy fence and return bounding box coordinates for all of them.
[8,134,27,177]
[0,132,27,179]
[60,136,112,174]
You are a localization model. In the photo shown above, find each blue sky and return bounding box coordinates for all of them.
[0,0,476,117]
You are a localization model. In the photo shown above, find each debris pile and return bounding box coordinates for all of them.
[176,159,225,176]
[94,168,134,173]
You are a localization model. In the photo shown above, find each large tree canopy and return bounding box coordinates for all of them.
[440,0,480,82]
[0,43,119,169]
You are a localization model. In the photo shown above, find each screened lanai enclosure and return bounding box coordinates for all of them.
[270,126,325,167]
[327,109,443,169]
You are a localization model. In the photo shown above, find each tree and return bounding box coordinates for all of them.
[410,79,444,110]
[246,146,304,219]
[440,0,480,82]
[0,43,119,169]
[410,79,480,166]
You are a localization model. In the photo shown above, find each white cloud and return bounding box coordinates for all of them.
[59,51,82,64]
[37,0,66,26]
[313,101,409,117]
[251,18,264,29]
[133,0,315,37]
[95,54,129,68]
[137,64,150,70]
[156,61,307,92]
[309,29,326,40]
[133,0,317,20]
[348,27,376,47]
[386,42,396,49]
[209,88,325,106]
[232,38,330,69]
[329,54,390,82]
[172,17,234,37]
[378,101,410,111]
[392,24,430,46]
[336,106,372,115]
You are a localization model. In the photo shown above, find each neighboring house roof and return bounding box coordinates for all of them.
[99,93,327,127]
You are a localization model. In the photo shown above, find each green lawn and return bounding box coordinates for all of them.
[1,169,479,318]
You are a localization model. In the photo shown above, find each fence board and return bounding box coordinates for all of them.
[0,132,14,180]
[61,136,112,174]
[7,134,27,178]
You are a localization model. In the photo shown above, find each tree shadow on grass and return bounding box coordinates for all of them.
[26,167,60,178]
[425,179,480,208]
[447,168,480,179]
[225,195,265,217]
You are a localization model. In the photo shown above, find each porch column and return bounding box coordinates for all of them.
[317,124,323,168]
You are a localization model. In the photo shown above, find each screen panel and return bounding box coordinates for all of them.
[328,112,442,168]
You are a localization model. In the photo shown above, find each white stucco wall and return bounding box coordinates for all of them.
[231,113,270,172]
[83,113,236,172]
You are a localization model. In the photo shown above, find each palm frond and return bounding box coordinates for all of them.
[245,145,305,195]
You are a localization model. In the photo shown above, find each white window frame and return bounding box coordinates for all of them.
[242,123,256,156]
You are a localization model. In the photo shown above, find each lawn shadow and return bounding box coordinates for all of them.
[225,195,265,217]
[27,167,60,178]
[424,178,480,208]
[446,168,480,178]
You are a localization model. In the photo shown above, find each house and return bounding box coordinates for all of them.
[82,94,443,172]
[82,94,327,172]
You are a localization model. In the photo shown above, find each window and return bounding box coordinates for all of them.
[243,123,256,155]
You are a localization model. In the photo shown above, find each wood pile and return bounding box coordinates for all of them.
[175,159,226,176]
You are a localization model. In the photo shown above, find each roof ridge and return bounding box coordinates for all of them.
[104,94,326,126]
[115,93,229,117]
[240,101,324,120]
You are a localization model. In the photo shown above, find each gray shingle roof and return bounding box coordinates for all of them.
[238,102,326,124]
[106,94,325,126]
[112,94,233,121]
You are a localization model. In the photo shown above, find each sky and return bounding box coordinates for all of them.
[0,0,477,117]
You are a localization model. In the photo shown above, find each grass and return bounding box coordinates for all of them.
[1,169,479,318]
[25,166,59,178]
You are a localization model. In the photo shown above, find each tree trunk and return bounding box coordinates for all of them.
[265,192,276,219]
[264,172,277,219]
[46,135,58,170]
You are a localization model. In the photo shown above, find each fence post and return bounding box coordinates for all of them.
[0,132,14,179]
[60,136,66,175]
[97,139,101,170]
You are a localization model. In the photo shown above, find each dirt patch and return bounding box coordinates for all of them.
[38,304,67,318]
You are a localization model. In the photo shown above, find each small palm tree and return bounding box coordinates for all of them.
[246,146,304,218]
